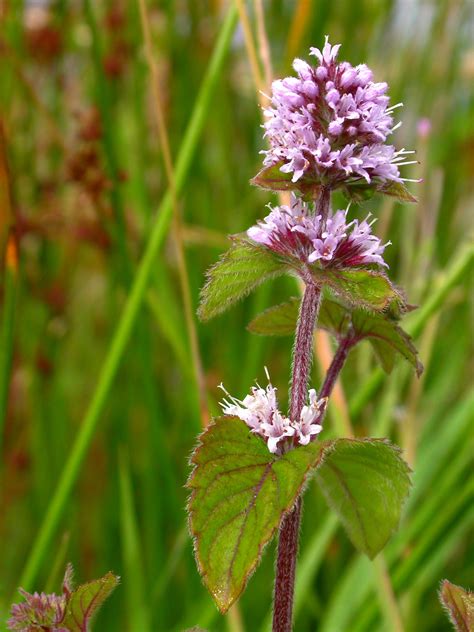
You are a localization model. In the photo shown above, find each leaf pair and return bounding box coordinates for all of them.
[251,160,418,204]
[248,296,423,376]
[198,238,404,322]
[187,416,411,613]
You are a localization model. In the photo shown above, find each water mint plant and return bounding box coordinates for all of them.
[7,565,119,632]
[188,38,421,632]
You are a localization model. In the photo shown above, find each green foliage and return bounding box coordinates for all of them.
[187,416,326,612]
[62,572,120,632]
[187,418,411,611]
[310,267,403,311]
[439,580,474,632]
[248,296,422,375]
[251,161,323,199]
[1,1,471,630]
[197,238,287,321]
[247,297,300,336]
[315,439,411,559]
[342,180,418,204]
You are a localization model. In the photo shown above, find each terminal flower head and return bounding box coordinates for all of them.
[260,36,417,189]
[247,196,389,269]
[7,591,68,631]
[7,565,73,631]
[219,370,325,454]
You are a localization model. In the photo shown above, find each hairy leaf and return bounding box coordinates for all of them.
[377,180,418,203]
[351,310,423,376]
[342,179,418,204]
[439,580,474,632]
[197,238,287,321]
[62,572,120,632]
[311,267,402,311]
[251,161,321,197]
[247,296,421,375]
[315,438,411,559]
[247,297,300,336]
[187,416,326,613]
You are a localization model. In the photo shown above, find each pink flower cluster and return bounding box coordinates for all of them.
[8,565,73,632]
[262,37,417,186]
[7,590,67,631]
[247,196,389,268]
[220,371,326,454]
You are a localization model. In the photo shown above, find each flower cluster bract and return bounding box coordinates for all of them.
[7,590,67,631]
[247,195,389,268]
[220,373,326,454]
[262,36,415,187]
[8,566,73,632]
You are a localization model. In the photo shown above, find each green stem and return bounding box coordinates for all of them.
[17,4,238,592]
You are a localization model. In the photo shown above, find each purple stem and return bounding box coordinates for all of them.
[272,187,330,632]
[319,335,355,402]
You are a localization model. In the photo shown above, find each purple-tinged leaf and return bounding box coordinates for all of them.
[377,180,418,203]
[61,572,119,632]
[247,296,422,375]
[187,416,326,613]
[439,580,474,632]
[251,161,321,197]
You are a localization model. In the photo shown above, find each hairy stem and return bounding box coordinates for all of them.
[272,187,330,632]
[319,335,354,402]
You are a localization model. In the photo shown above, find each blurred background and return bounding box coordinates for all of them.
[0,0,473,630]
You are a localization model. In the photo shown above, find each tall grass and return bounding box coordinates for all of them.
[0,1,472,630]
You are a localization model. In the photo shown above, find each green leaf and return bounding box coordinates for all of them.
[247,295,422,375]
[342,179,418,204]
[352,310,423,377]
[251,161,321,197]
[311,267,402,312]
[197,238,287,321]
[250,161,296,191]
[341,182,377,204]
[439,580,474,632]
[315,438,411,559]
[377,180,418,203]
[247,297,300,336]
[62,572,120,632]
[187,416,326,613]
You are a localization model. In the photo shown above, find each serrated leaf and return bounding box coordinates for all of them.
[439,580,474,632]
[187,416,326,613]
[378,180,418,203]
[341,182,377,203]
[352,310,423,376]
[247,297,300,335]
[247,294,350,338]
[251,161,322,197]
[342,179,418,204]
[197,238,287,321]
[62,572,120,632]
[251,161,296,191]
[247,295,421,375]
[315,438,411,559]
[311,267,402,312]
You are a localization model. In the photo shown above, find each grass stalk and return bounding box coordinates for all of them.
[16,4,238,592]
[137,0,209,426]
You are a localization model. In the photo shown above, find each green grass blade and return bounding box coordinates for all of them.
[16,4,238,592]
[119,450,152,632]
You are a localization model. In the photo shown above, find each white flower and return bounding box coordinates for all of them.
[220,372,326,454]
